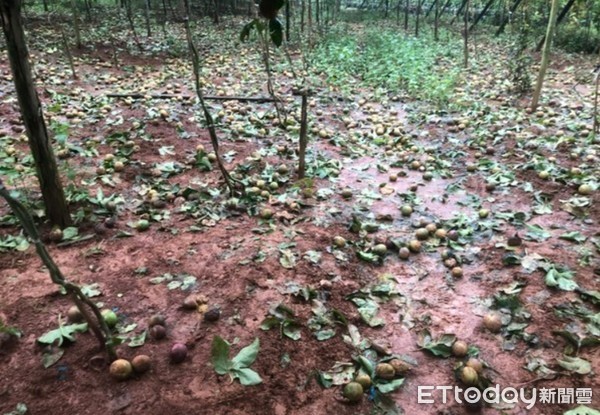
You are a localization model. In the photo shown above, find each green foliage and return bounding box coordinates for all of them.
[554,25,600,54]
[310,26,461,105]
[507,25,532,94]
[211,336,262,386]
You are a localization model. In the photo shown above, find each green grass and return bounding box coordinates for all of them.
[310,24,462,106]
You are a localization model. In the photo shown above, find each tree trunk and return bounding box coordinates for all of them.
[0,0,71,228]
[463,0,469,67]
[415,0,422,36]
[404,0,408,31]
[450,0,468,25]
[301,0,305,33]
[469,0,494,32]
[144,0,152,37]
[285,0,290,41]
[434,0,439,40]
[535,0,575,51]
[495,0,524,35]
[531,0,560,110]
[70,0,82,48]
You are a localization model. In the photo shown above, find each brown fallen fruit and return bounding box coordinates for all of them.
[131,355,151,374]
[109,359,132,380]
[170,343,188,363]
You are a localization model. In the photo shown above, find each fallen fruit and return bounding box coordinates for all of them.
[461,366,479,386]
[375,363,395,380]
[408,239,421,253]
[578,183,593,195]
[149,324,167,340]
[131,355,151,374]
[400,205,413,216]
[466,358,483,373]
[333,236,346,248]
[342,382,363,402]
[170,343,188,363]
[49,227,63,242]
[415,228,429,240]
[67,305,84,323]
[203,308,221,322]
[148,314,166,327]
[452,340,468,357]
[109,359,132,380]
[451,267,463,278]
[260,208,273,220]
[182,295,200,310]
[373,244,388,256]
[398,247,410,260]
[354,374,372,389]
[483,312,503,333]
[135,219,150,231]
[435,228,447,239]
[389,359,410,376]
[101,309,118,328]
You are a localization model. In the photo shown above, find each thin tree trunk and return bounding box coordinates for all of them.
[144,0,152,37]
[415,0,422,36]
[463,0,469,67]
[0,0,71,228]
[450,0,468,25]
[531,0,560,110]
[285,0,290,41]
[434,0,439,40]
[535,0,575,51]
[495,0,524,35]
[469,0,494,32]
[70,0,82,49]
[298,92,309,178]
[301,0,305,33]
[425,0,437,18]
[61,28,78,79]
[124,0,144,51]
[404,0,409,31]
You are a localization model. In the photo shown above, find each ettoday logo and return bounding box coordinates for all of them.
[417,385,593,409]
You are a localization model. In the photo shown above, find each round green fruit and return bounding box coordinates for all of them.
[373,244,388,256]
[101,309,118,328]
[135,219,150,231]
[354,374,371,389]
[400,205,413,216]
[343,382,364,403]
[375,363,395,380]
